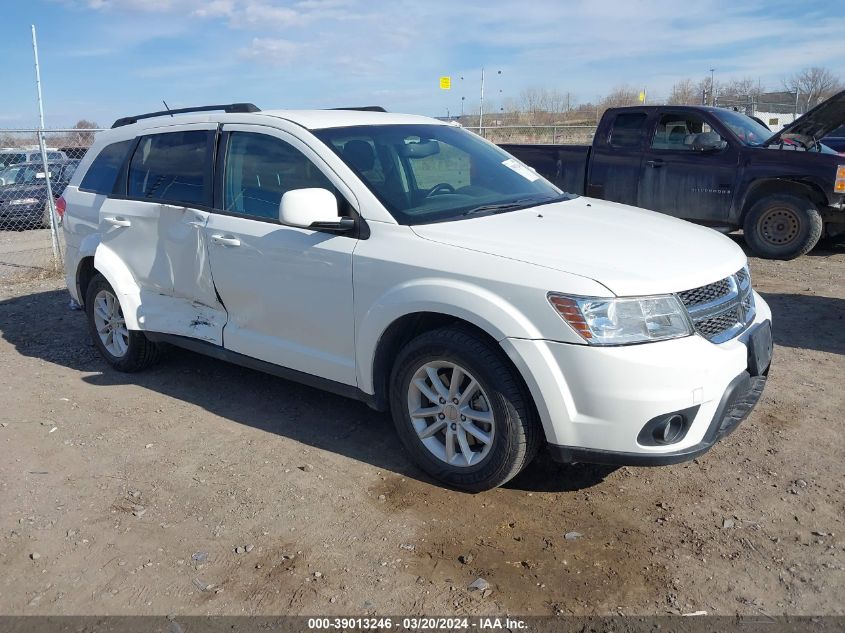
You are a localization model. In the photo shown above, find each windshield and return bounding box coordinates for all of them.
[711,110,773,146]
[0,166,21,185]
[7,163,56,185]
[314,124,567,225]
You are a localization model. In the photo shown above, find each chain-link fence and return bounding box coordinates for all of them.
[0,127,104,282]
[474,125,597,145]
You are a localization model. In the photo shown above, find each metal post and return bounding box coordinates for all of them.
[479,67,485,136]
[31,25,61,267]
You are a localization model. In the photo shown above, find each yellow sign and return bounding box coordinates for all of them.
[638,91,646,103]
[439,76,451,90]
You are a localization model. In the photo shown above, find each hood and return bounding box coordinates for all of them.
[765,89,845,147]
[410,198,747,297]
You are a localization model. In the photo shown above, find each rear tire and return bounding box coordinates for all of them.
[389,325,541,491]
[743,194,823,260]
[85,274,160,372]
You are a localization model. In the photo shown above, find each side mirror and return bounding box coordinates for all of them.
[279,188,354,232]
[692,132,727,152]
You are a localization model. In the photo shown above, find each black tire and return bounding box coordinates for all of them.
[85,273,160,372]
[389,325,541,492]
[743,194,823,260]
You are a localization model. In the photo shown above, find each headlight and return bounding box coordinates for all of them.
[835,165,845,194]
[9,198,39,206]
[548,293,692,345]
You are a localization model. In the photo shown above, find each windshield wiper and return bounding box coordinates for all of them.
[461,194,569,217]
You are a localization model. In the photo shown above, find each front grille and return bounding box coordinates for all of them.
[677,268,755,343]
[677,278,731,307]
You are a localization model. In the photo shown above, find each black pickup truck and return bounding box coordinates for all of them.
[502,90,845,259]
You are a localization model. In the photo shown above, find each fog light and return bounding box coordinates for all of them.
[655,414,685,444]
[637,406,699,447]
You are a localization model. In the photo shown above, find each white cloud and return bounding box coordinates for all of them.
[239,37,304,65]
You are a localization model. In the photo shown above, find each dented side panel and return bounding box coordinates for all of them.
[97,198,226,344]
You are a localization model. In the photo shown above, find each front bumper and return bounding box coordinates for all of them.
[500,291,772,464]
[547,369,767,465]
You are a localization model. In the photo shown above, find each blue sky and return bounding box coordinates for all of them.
[2,0,844,128]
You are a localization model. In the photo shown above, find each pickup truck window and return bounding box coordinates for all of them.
[651,114,713,151]
[315,124,564,225]
[711,109,772,146]
[609,113,647,148]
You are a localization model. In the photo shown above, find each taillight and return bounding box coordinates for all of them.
[55,195,67,219]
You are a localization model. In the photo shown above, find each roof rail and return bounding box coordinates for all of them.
[329,106,387,112]
[111,103,261,129]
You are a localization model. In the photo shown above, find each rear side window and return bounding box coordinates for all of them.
[128,130,213,207]
[609,113,647,148]
[79,140,133,194]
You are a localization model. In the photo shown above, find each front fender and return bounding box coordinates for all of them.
[355,278,545,394]
[93,243,143,330]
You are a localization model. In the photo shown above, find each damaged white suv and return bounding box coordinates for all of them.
[61,103,773,491]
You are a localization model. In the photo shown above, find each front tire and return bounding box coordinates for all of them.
[389,326,541,491]
[743,194,823,260]
[85,274,159,372]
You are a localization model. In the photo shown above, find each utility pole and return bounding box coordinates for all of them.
[31,25,61,266]
[709,68,716,106]
[479,67,485,134]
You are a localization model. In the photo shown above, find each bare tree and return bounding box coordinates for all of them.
[601,85,641,108]
[517,88,574,125]
[783,67,843,111]
[668,79,699,105]
[71,119,99,145]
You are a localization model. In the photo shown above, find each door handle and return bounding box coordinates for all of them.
[104,216,131,227]
[646,159,664,168]
[211,234,241,247]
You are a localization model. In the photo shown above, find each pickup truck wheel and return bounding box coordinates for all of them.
[743,194,823,260]
[85,274,160,372]
[389,326,540,491]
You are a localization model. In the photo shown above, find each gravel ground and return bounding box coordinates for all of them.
[0,241,842,616]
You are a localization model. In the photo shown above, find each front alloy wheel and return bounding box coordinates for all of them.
[390,325,541,491]
[408,361,495,467]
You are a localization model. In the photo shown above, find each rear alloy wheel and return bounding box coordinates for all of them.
[743,194,823,260]
[85,274,160,372]
[390,326,540,491]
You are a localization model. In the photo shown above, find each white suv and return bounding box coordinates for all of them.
[61,103,773,491]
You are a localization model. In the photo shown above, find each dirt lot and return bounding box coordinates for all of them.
[0,241,842,617]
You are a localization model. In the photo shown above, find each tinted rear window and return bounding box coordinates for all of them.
[128,130,213,206]
[609,113,647,148]
[79,140,133,194]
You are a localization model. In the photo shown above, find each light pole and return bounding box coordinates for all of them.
[479,69,502,135]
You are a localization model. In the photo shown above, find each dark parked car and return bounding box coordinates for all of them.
[0,160,79,230]
[502,90,845,259]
